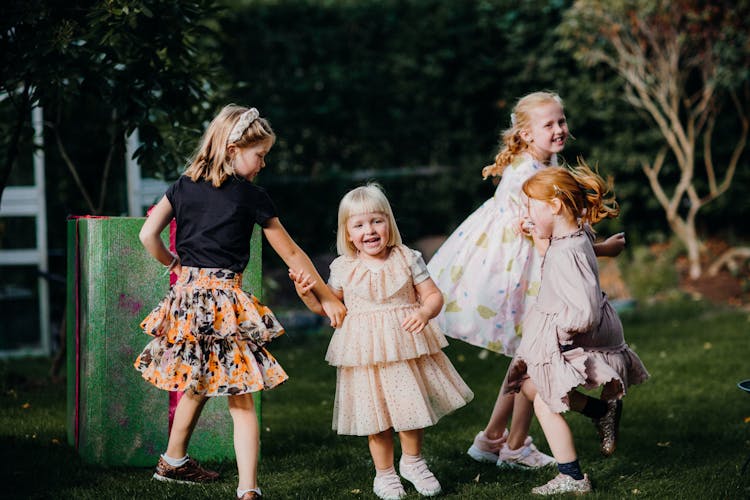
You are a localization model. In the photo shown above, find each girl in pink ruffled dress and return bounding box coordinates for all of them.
[290,183,473,500]
[502,162,649,495]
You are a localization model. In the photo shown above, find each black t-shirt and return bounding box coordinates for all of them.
[165,175,277,272]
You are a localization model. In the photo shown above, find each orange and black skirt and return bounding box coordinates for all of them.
[134,267,288,396]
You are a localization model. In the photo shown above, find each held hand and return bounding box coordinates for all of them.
[170,262,182,277]
[402,309,430,334]
[288,268,317,296]
[321,299,347,328]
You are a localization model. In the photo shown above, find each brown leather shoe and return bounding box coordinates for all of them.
[152,456,219,483]
[237,492,262,500]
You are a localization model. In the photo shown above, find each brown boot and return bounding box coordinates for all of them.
[153,456,219,484]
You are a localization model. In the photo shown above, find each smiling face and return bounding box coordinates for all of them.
[346,211,390,260]
[230,139,272,181]
[522,102,569,163]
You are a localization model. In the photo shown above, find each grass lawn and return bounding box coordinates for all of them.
[2,299,750,499]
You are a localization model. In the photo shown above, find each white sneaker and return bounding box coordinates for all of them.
[373,471,406,500]
[531,473,591,495]
[466,429,508,463]
[497,437,556,469]
[399,455,442,496]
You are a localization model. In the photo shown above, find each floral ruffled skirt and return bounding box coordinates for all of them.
[134,267,288,396]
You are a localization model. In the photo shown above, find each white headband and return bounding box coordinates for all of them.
[228,108,260,144]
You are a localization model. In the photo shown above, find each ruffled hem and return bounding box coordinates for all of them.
[332,352,474,435]
[325,307,448,366]
[134,337,288,396]
[504,344,649,413]
[135,267,287,395]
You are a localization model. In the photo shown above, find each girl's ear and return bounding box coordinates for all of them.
[550,197,564,215]
[226,144,237,158]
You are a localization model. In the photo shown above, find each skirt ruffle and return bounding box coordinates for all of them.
[504,343,649,413]
[332,352,474,436]
[134,266,288,396]
[325,306,449,367]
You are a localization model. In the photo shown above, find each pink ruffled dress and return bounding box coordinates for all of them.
[326,245,474,436]
[503,228,649,413]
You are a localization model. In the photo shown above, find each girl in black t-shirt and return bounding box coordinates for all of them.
[135,105,346,500]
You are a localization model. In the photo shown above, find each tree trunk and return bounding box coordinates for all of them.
[665,211,703,279]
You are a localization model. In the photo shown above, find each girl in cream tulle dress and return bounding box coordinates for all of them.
[290,184,473,500]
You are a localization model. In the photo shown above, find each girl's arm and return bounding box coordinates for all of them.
[593,232,626,257]
[402,277,443,334]
[139,196,181,275]
[263,217,346,327]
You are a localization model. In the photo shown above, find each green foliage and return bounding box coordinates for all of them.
[618,240,682,301]
[1,0,225,211]
[220,0,633,253]
[2,299,750,497]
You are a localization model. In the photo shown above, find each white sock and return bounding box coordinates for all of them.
[161,453,188,467]
[237,487,262,497]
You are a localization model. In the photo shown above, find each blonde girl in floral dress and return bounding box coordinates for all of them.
[135,105,345,500]
[290,184,473,500]
[427,91,625,469]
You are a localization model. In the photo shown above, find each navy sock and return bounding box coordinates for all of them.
[580,396,607,419]
[557,459,584,480]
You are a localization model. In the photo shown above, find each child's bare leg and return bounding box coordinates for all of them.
[505,392,533,450]
[166,390,208,458]
[398,428,423,456]
[532,393,576,463]
[229,393,259,490]
[482,390,514,439]
[369,429,395,469]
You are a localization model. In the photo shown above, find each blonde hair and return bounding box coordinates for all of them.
[336,183,403,257]
[522,158,619,226]
[482,91,565,179]
[184,104,276,187]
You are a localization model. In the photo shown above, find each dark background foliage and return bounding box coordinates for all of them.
[1,0,748,330]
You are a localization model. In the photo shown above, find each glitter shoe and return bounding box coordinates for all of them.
[592,399,622,456]
[373,471,406,500]
[497,437,556,469]
[467,429,508,463]
[531,473,591,495]
[399,455,442,496]
[153,456,219,484]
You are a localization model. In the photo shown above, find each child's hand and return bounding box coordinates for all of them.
[321,299,347,328]
[402,309,430,334]
[519,217,535,237]
[288,268,316,296]
[600,232,626,257]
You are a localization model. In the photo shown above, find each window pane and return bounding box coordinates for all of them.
[0,266,41,350]
[0,217,37,249]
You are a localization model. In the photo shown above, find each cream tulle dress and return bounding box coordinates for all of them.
[326,245,474,436]
[503,228,649,412]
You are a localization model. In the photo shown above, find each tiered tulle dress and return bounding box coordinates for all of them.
[427,153,553,356]
[134,267,288,396]
[503,228,649,412]
[327,245,474,436]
